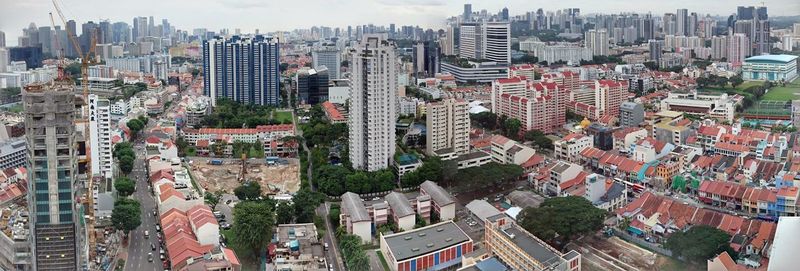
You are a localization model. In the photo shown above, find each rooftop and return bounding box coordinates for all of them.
[505,225,561,266]
[382,221,470,262]
[341,192,371,222]
[769,217,800,271]
[420,180,456,206]
[385,192,415,218]
[744,54,798,63]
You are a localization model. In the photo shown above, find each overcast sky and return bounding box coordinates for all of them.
[1,0,799,46]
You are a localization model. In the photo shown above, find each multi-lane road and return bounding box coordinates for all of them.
[124,125,164,271]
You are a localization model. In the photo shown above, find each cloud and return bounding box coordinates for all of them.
[376,0,445,7]
[217,0,270,9]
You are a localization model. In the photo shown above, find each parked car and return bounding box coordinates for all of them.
[151,243,156,251]
[144,230,149,239]
[147,253,153,262]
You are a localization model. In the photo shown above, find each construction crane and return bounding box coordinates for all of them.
[51,0,99,262]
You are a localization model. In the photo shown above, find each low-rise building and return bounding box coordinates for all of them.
[485,214,581,271]
[0,138,25,170]
[741,54,798,82]
[490,135,536,165]
[380,221,474,271]
[395,154,422,177]
[420,181,456,221]
[341,192,373,244]
[582,174,627,212]
[272,223,327,271]
[660,91,736,122]
[554,133,593,163]
[322,101,347,124]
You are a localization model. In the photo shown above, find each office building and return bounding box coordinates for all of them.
[676,9,688,36]
[619,102,644,127]
[9,47,43,69]
[203,35,281,107]
[0,48,8,73]
[295,67,329,105]
[648,40,663,62]
[439,25,456,56]
[485,214,581,271]
[311,46,341,80]
[412,41,440,79]
[23,80,82,270]
[463,4,472,21]
[742,55,798,82]
[459,22,511,64]
[379,221,474,271]
[439,61,508,83]
[586,123,614,150]
[88,94,113,179]
[585,29,609,56]
[0,31,5,47]
[426,98,469,157]
[348,35,397,171]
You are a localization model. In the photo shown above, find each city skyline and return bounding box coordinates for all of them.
[2,0,800,47]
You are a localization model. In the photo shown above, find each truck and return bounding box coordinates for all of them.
[209,159,223,165]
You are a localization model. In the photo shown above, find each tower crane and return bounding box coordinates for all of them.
[51,0,99,262]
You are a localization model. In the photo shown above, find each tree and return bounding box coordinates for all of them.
[138,115,149,126]
[517,196,605,242]
[730,75,744,89]
[234,182,262,201]
[231,201,275,258]
[127,119,144,137]
[504,118,522,139]
[345,172,370,194]
[276,201,295,224]
[666,225,736,264]
[205,190,224,210]
[118,155,134,175]
[470,111,498,130]
[338,233,370,271]
[524,130,545,142]
[111,199,141,234]
[292,188,324,223]
[114,177,135,197]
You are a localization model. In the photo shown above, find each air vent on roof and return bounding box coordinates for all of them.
[418,232,426,237]
[436,228,443,232]
[426,243,434,248]
[404,236,412,240]
[411,248,420,252]
[445,237,452,242]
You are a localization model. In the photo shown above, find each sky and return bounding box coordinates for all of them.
[1,0,799,46]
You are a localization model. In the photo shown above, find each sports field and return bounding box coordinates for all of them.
[762,79,800,101]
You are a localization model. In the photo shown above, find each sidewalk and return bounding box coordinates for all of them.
[110,237,129,271]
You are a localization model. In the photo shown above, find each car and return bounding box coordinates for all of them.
[155,225,161,232]
[147,253,153,262]
[160,254,165,260]
[225,199,232,205]
[221,223,231,230]
[151,243,156,251]
[144,230,149,239]
[324,243,329,251]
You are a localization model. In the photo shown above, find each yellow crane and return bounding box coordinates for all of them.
[51,0,99,261]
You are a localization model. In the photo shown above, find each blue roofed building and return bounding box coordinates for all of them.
[741,54,798,82]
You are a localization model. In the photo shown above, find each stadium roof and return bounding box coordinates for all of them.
[745,54,798,63]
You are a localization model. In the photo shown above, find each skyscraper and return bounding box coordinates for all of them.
[585,29,609,56]
[439,25,456,56]
[676,9,688,36]
[295,67,329,105]
[648,39,663,62]
[0,31,6,47]
[458,22,480,60]
[23,79,82,270]
[65,20,77,58]
[463,4,472,21]
[311,45,341,80]
[203,35,281,107]
[483,22,511,64]
[348,35,397,172]
[132,16,148,41]
[412,41,440,79]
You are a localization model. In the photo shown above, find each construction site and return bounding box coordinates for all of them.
[187,157,301,195]
[569,234,701,271]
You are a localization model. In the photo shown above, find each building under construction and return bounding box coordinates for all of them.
[23,79,85,271]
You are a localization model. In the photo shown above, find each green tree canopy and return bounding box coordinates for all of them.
[204,190,224,210]
[231,201,276,258]
[665,225,736,264]
[127,119,144,136]
[276,201,294,224]
[517,196,605,242]
[234,182,263,201]
[111,199,141,233]
[114,177,135,197]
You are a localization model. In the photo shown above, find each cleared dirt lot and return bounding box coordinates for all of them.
[188,158,300,195]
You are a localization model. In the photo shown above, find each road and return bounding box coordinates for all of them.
[125,121,164,271]
[295,110,344,271]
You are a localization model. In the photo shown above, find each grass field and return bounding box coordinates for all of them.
[273,111,293,123]
[702,80,761,97]
[762,79,800,101]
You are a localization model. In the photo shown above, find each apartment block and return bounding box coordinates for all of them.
[348,35,397,171]
[554,133,593,163]
[426,98,470,157]
[88,94,114,179]
[490,135,536,165]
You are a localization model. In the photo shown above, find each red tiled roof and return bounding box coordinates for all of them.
[146,136,161,144]
[560,171,588,190]
[561,133,585,142]
[496,77,525,84]
[491,135,511,146]
[158,183,185,202]
[322,101,345,121]
[187,205,218,229]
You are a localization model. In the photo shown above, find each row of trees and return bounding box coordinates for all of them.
[449,162,523,192]
[200,98,285,128]
[300,105,348,147]
[696,74,744,90]
[113,142,135,175]
[111,198,142,234]
[315,165,396,196]
[126,115,149,139]
[336,228,370,271]
[400,157,457,188]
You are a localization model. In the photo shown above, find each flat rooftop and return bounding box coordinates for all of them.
[768,217,800,271]
[383,220,470,262]
[505,225,562,267]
